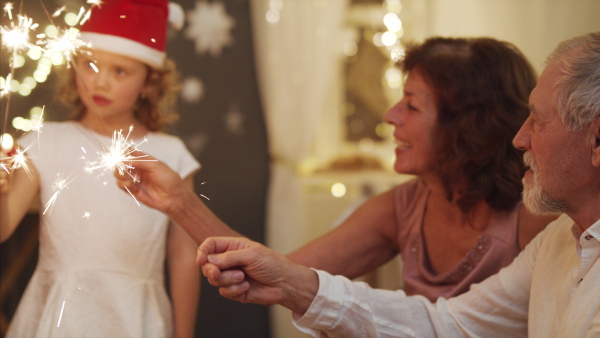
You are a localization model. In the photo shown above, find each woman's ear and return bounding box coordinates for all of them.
[592,117,600,167]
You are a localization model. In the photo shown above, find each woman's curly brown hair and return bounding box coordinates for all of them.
[400,37,537,213]
[58,57,180,132]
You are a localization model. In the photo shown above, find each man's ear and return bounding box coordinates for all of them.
[592,117,600,167]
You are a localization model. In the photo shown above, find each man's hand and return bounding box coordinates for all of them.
[197,237,319,315]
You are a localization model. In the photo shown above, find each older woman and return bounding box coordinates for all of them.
[287,37,557,301]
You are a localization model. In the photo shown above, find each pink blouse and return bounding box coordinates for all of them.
[394,178,521,302]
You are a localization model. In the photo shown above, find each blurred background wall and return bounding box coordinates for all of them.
[1,0,598,337]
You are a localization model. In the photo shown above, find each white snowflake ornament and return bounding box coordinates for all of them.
[224,104,244,136]
[181,76,205,103]
[185,0,235,57]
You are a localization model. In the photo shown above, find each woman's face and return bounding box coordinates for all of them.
[384,69,439,177]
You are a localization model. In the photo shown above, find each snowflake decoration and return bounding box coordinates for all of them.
[224,104,244,136]
[181,76,205,103]
[186,132,209,157]
[185,0,235,57]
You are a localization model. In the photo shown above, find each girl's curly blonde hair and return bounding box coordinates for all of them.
[58,57,180,132]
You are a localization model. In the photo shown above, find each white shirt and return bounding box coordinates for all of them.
[293,214,600,337]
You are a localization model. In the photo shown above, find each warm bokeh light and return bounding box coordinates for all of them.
[331,182,347,198]
[1,133,15,152]
[383,13,402,32]
[385,66,402,89]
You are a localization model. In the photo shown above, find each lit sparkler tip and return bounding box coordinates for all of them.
[0,15,39,54]
[85,127,149,178]
[40,27,88,65]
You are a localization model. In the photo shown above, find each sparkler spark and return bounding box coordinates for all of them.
[3,3,13,20]
[0,73,12,98]
[52,6,67,17]
[0,15,39,54]
[0,144,33,179]
[85,126,152,180]
[31,106,45,132]
[200,181,209,200]
[43,173,74,215]
[39,27,89,65]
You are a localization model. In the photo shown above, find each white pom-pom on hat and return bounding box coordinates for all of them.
[168,2,185,30]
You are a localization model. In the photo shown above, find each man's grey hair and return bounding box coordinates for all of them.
[547,31,600,131]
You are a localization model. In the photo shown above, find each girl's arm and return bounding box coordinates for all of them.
[1,152,40,242]
[286,188,400,279]
[167,174,200,338]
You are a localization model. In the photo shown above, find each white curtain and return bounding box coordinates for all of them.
[250,0,348,336]
[402,0,600,74]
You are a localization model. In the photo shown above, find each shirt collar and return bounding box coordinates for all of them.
[571,217,600,258]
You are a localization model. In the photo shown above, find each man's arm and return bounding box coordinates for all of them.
[198,234,535,337]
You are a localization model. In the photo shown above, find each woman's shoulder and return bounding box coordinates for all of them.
[393,177,428,205]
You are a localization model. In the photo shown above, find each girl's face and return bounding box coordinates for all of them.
[384,69,439,178]
[75,49,149,124]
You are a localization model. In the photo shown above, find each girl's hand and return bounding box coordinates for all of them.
[1,149,12,194]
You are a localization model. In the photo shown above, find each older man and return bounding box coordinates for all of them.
[197,32,600,337]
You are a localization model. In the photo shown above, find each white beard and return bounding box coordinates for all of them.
[522,152,566,215]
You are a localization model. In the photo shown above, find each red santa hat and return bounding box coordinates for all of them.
[79,0,184,69]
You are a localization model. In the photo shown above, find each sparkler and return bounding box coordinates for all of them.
[85,126,152,179]
[0,134,33,178]
[0,15,39,55]
[85,126,156,206]
[39,27,89,65]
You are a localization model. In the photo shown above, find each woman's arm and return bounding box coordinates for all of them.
[167,174,201,338]
[1,152,40,243]
[286,189,400,279]
[115,153,240,245]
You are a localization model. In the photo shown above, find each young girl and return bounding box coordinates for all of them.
[0,0,200,336]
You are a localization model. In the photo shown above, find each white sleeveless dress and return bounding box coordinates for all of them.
[7,121,199,338]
